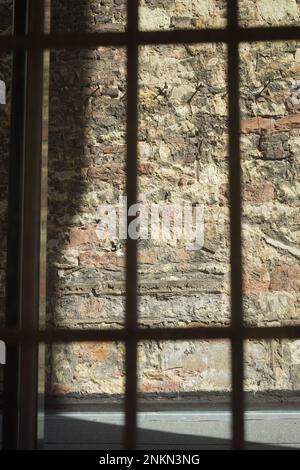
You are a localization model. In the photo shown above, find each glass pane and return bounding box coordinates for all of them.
[139,0,227,31]
[240,41,300,327]
[138,340,231,450]
[47,46,127,329]
[239,0,300,27]
[138,42,230,328]
[51,0,127,33]
[245,340,300,449]
[45,341,125,450]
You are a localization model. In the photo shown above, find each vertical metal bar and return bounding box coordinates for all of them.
[125,0,139,450]
[227,1,245,449]
[18,0,46,450]
[37,0,51,450]
[3,0,45,450]
[2,0,28,450]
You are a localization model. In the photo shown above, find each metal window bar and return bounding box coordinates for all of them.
[2,0,46,450]
[125,0,139,450]
[0,0,299,450]
[2,0,28,451]
[227,0,244,450]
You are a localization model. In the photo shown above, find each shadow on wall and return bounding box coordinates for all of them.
[46,1,127,395]
[47,0,232,400]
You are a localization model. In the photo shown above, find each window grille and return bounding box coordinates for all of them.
[0,0,300,450]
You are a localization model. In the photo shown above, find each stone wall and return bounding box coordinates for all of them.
[0,1,300,402]
[46,0,300,401]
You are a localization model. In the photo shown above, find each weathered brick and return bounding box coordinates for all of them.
[270,266,300,292]
[243,183,275,203]
[74,342,112,361]
[138,162,156,176]
[240,117,275,134]
[79,251,125,269]
[138,250,157,265]
[77,297,105,318]
[69,226,99,246]
[275,113,300,131]
[87,164,125,182]
[220,183,275,203]
[244,266,270,294]
[86,162,156,182]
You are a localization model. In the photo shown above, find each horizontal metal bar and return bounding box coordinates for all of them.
[141,26,300,44]
[0,326,300,343]
[237,25,300,42]
[0,32,128,49]
[1,25,300,50]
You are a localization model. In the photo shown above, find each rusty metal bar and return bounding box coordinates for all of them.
[2,26,300,51]
[124,0,139,451]
[3,0,46,450]
[227,0,245,450]
[17,0,46,450]
[2,0,28,450]
[0,326,299,344]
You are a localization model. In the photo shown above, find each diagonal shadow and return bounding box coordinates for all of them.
[44,415,300,450]
[47,0,128,397]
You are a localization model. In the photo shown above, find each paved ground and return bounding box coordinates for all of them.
[42,410,300,450]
